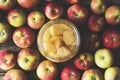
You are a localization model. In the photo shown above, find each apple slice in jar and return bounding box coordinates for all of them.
[63,30,75,46]
[50,24,64,36]
[43,29,51,42]
[43,41,57,54]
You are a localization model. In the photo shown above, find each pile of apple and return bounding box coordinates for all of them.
[0,0,120,80]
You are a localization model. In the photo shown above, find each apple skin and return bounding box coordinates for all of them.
[81,69,103,80]
[105,5,120,25]
[12,27,36,48]
[7,9,26,28]
[44,2,63,19]
[94,48,114,69]
[91,0,107,14]
[74,52,93,70]
[17,48,40,71]
[3,69,27,80]
[88,14,105,32]
[36,60,58,80]
[17,0,40,9]
[27,11,45,30]
[65,0,80,4]
[104,66,120,80]
[67,4,88,24]
[0,0,17,11]
[0,50,16,70]
[0,22,11,43]
[82,32,101,51]
[102,29,120,49]
[61,66,80,80]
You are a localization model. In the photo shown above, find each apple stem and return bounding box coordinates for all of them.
[0,31,5,36]
[92,76,96,80]
[13,16,17,20]
[25,58,29,63]
[52,9,56,14]
[45,68,51,73]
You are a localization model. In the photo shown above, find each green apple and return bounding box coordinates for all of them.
[7,9,26,28]
[81,69,104,80]
[104,66,120,80]
[17,48,40,71]
[27,11,45,30]
[0,22,11,43]
[94,48,114,69]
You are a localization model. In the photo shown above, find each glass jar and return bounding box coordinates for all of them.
[37,18,80,63]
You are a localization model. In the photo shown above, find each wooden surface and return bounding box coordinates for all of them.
[0,0,120,80]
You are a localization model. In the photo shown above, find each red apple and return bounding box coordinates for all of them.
[74,52,93,70]
[67,4,88,24]
[91,0,107,14]
[81,69,103,80]
[0,50,16,70]
[65,0,80,4]
[105,5,120,25]
[27,11,45,30]
[36,60,58,80]
[102,29,120,49]
[0,22,11,43]
[12,27,36,48]
[3,69,27,80]
[17,48,40,71]
[0,0,17,11]
[17,0,40,9]
[7,8,26,28]
[82,32,101,51]
[88,14,105,32]
[44,2,63,19]
[61,66,80,80]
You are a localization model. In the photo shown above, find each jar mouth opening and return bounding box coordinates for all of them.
[37,18,80,63]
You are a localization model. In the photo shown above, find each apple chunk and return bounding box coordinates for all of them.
[57,46,71,56]
[43,41,57,54]
[50,24,64,36]
[63,30,75,46]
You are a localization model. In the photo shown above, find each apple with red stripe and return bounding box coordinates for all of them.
[44,2,63,19]
[102,29,120,49]
[0,50,16,70]
[3,69,27,80]
[17,48,40,71]
[7,9,26,28]
[67,4,88,24]
[0,0,17,11]
[74,52,93,70]
[36,60,58,80]
[105,5,120,26]
[61,66,80,80]
[88,14,105,32]
[27,11,45,30]
[0,22,11,43]
[17,0,40,9]
[12,27,36,48]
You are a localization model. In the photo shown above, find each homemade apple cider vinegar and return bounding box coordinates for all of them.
[37,19,80,62]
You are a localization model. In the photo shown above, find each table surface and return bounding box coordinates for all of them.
[0,0,120,80]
